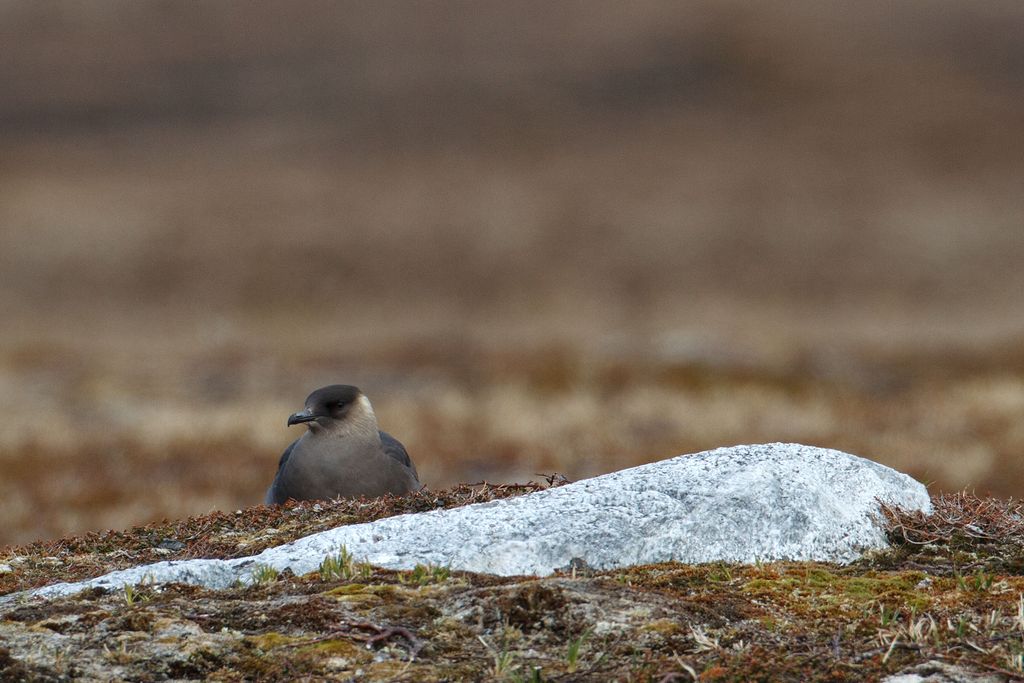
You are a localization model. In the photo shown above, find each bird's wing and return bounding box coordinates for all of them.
[379,431,418,479]
[277,438,299,471]
[265,438,300,504]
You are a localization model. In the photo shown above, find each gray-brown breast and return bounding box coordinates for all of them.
[265,431,418,504]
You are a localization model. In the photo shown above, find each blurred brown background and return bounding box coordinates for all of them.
[1,1,1023,545]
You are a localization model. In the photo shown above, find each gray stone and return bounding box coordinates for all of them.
[20,443,930,600]
[883,660,1003,683]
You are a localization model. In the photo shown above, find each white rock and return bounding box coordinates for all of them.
[883,660,1003,683]
[21,443,929,599]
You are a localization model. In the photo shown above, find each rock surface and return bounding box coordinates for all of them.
[882,661,1004,683]
[27,443,930,598]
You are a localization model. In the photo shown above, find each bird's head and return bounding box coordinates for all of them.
[287,384,377,435]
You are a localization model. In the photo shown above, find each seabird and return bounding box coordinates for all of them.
[264,384,420,504]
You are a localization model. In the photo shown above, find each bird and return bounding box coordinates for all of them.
[264,384,420,504]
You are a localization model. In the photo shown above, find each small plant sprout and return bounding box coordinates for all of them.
[565,628,591,673]
[319,546,356,581]
[493,649,516,678]
[251,564,279,585]
[708,563,733,582]
[955,568,995,593]
[478,635,518,679]
[521,666,544,683]
[400,563,451,586]
[878,603,900,626]
[948,614,976,638]
[122,583,149,606]
[506,668,544,683]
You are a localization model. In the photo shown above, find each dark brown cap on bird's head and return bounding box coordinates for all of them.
[287,384,364,427]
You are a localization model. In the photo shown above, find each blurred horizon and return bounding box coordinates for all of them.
[2,1,1023,545]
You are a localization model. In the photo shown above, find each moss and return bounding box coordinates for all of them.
[639,618,685,636]
[247,632,298,651]
[303,637,370,661]
[329,593,385,606]
[741,566,934,616]
[325,583,397,597]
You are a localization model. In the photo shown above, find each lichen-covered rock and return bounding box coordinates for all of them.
[883,660,1004,683]
[28,443,930,597]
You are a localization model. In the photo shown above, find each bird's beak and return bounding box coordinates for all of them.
[287,409,317,426]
